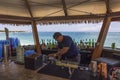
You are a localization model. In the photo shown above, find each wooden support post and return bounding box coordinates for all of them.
[92,17,111,60]
[5,28,9,40]
[31,21,41,55]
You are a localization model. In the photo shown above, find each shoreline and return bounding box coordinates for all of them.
[0,30,25,32]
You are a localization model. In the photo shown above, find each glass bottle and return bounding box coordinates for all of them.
[92,39,95,48]
[88,39,92,48]
[79,40,84,50]
[85,39,88,49]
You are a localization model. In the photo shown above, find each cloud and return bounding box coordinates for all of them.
[37,23,102,32]
[0,22,120,32]
[109,22,120,32]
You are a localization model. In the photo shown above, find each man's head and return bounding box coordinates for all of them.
[53,32,63,42]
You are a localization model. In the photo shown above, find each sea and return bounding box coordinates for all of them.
[0,32,120,48]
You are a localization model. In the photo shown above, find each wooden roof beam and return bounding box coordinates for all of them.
[24,0,34,19]
[35,14,105,21]
[0,19,31,24]
[112,17,120,21]
[109,12,120,18]
[67,0,90,9]
[61,0,68,16]
[105,0,111,14]
[0,14,31,21]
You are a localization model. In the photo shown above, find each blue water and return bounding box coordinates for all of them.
[0,32,120,48]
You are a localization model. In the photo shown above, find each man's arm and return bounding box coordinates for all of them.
[48,47,69,58]
[57,47,69,56]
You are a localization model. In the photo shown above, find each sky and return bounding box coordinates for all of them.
[0,22,120,32]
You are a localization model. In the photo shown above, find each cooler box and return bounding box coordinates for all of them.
[24,50,36,57]
[24,54,43,70]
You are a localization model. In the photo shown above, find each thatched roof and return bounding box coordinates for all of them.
[0,0,120,24]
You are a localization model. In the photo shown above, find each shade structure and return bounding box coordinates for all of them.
[0,0,120,25]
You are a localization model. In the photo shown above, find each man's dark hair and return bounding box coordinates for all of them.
[53,32,62,39]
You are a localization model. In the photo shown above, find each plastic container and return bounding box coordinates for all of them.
[0,44,3,59]
[24,54,43,70]
[24,50,36,57]
[16,46,24,63]
[3,44,10,62]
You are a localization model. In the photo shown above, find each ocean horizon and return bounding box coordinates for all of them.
[0,32,120,48]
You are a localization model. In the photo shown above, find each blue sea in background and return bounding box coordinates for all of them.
[0,32,120,48]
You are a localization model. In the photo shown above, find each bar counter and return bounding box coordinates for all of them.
[41,49,93,65]
[102,47,120,60]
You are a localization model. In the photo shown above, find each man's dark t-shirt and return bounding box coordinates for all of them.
[58,35,79,59]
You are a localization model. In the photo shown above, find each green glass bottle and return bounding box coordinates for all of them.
[85,39,88,49]
[92,39,95,48]
[49,39,53,49]
[88,39,92,48]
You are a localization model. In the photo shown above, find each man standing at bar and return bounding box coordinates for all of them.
[49,32,80,62]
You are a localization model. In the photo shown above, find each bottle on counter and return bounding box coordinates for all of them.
[111,42,116,49]
[41,39,47,49]
[49,39,52,49]
[85,39,88,49]
[79,40,85,50]
[92,39,95,48]
[46,39,49,49]
[88,39,92,48]
[52,40,55,49]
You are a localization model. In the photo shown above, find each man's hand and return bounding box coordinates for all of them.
[48,53,56,57]
[48,53,61,60]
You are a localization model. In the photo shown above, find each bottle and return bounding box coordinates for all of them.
[85,39,88,49]
[46,42,49,49]
[52,40,55,49]
[94,39,97,47]
[79,40,84,50]
[49,39,52,49]
[46,39,49,49]
[41,39,46,49]
[88,39,92,48]
[111,42,116,49]
[92,39,95,48]
[41,39,43,49]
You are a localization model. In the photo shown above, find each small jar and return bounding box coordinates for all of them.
[111,43,116,49]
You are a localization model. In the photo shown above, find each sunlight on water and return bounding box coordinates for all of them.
[0,32,120,48]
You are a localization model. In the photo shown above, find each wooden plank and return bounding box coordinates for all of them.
[0,14,31,21]
[109,12,120,18]
[61,0,68,16]
[24,0,34,19]
[31,21,41,54]
[105,0,111,14]
[92,16,111,60]
[0,19,31,24]
[35,12,120,21]
[0,12,120,22]
[112,17,120,21]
